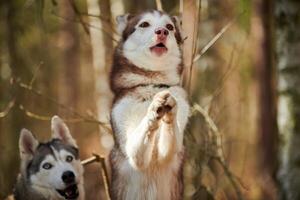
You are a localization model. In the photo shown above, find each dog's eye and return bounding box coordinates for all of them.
[66,155,73,162]
[139,21,150,28]
[166,24,174,31]
[42,163,53,170]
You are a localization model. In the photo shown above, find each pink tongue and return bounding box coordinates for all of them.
[151,46,167,56]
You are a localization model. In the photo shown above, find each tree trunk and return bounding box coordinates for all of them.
[0,0,27,197]
[58,0,80,113]
[276,1,300,200]
[86,0,114,199]
[255,0,279,198]
[181,0,200,92]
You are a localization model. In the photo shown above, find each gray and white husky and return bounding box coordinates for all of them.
[13,116,84,200]
[109,10,190,200]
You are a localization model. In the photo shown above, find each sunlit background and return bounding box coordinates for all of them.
[0,0,292,199]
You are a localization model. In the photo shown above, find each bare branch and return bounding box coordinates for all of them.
[0,99,15,118]
[12,79,112,134]
[80,154,111,200]
[155,0,163,11]
[68,0,90,35]
[193,19,235,63]
[81,154,101,166]
[100,156,111,200]
[192,103,225,163]
[52,12,118,42]
[29,61,44,88]
[213,156,244,200]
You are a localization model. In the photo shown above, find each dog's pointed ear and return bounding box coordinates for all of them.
[51,115,78,148]
[19,129,39,160]
[171,16,183,44]
[116,14,132,35]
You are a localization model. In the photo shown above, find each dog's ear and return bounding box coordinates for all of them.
[116,14,132,35]
[51,115,78,148]
[171,16,183,44]
[19,129,39,161]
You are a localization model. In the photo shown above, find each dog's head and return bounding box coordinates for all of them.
[19,116,83,200]
[117,10,183,71]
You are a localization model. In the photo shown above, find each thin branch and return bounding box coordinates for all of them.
[193,18,235,63]
[68,0,90,35]
[29,61,43,88]
[205,35,248,108]
[19,104,52,121]
[213,156,244,200]
[179,0,183,15]
[192,103,225,163]
[100,156,111,200]
[12,79,112,133]
[81,154,101,166]
[80,154,111,200]
[0,99,15,118]
[155,0,163,11]
[52,12,118,42]
[79,12,110,22]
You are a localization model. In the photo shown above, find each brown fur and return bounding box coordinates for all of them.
[109,10,186,200]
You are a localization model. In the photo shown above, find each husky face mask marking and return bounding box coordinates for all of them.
[117,10,183,71]
[17,116,84,200]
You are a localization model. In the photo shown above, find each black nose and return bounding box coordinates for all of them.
[62,171,75,184]
[155,28,169,36]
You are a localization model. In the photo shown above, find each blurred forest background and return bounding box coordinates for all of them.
[0,0,300,199]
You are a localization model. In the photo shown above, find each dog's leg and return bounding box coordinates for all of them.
[155,91,181,164]
[126,100,161,169]
[125,95,166,170]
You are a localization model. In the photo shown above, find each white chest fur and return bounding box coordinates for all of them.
[111,86,189,200]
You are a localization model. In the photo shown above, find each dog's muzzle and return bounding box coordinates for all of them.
[56,171,79,199]
[56,184,79,199]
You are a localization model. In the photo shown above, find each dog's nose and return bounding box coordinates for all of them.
[62,171,75,184]
[155,28,169,36]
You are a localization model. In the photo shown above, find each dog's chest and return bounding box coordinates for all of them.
[119,155,181,200]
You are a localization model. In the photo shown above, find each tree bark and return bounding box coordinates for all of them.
[58,0,80,112]
[276,0,300,199]
[0,0,27,197]
[255,0,279,198]
[181,0,200,92]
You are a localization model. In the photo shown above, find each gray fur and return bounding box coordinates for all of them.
[14,175,48,200]
[26,139,79,178]
[14,138,80,200]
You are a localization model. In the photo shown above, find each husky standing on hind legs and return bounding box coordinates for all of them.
[14,116,85,200]
[109,10,190,200]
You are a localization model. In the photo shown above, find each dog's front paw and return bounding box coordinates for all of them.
[148,90,177,122]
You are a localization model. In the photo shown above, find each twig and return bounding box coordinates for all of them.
[179,0,183,15]
[78,12,110,22]
[81,154,111,200]
[81,154,101,166]
[205,34,248,108]
[68,0,90,35]
[81,156,111,200]
[13,79,112,133]
[29,61,43,88]
[155,0,163,11]
[0,99,15,118]
[192,103,225,163]
[99,156,111,200]
[193,18,235,63]
[213,156,244,200]
[52,12,118,42]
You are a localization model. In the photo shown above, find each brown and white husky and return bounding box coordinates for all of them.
[109,10,190,200]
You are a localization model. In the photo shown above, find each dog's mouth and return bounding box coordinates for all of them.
[56,184,79,199]
[150,42,168,56]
